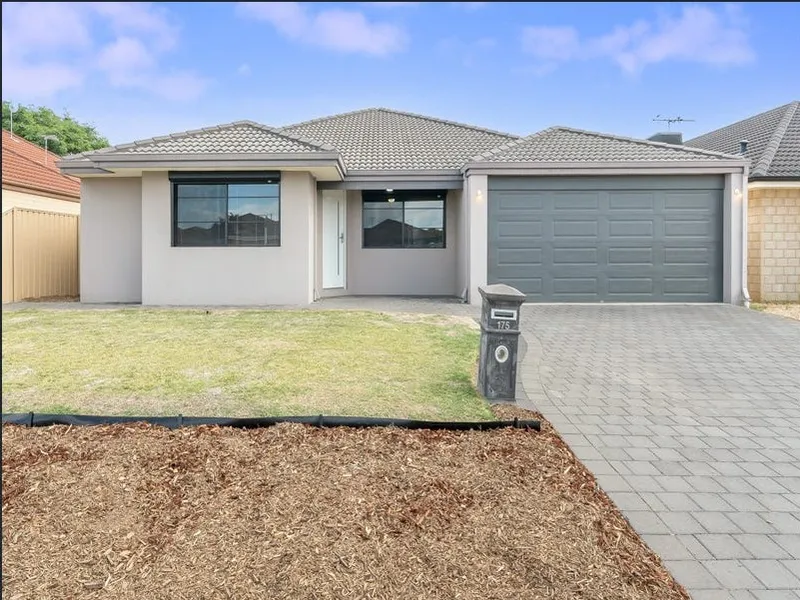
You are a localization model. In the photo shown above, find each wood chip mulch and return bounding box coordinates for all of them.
[2,406,689,600]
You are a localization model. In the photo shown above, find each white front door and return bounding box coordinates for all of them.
[322,191,346,289]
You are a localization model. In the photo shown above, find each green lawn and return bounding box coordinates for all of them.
[1,308,492,420]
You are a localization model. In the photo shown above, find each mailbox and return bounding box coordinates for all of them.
[477,284,526,401]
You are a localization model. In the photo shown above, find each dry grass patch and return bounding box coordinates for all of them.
[751,302,800,321]
[1,308,490,420]
[1,406,688,600]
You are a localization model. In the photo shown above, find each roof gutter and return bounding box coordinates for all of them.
[59,152,348,179]
[318,169,464,190]
[462,159,748,176]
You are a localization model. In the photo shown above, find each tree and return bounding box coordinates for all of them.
[2,101,110,156]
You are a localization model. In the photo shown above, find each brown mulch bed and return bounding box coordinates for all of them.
[1,406,688,600]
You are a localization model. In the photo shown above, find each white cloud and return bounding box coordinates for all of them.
[97,36,156,77]
[522,26,579,61]
[1,2,208,101]
[521,4,755,74]
[91,2,178,51]
[1,62,85,97]
[238,2,407,56]
[148,72,210,102]
[438,36,497,68]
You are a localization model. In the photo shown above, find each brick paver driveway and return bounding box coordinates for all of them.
[518,304,800,599]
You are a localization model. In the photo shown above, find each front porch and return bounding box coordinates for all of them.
[314,186,468,301]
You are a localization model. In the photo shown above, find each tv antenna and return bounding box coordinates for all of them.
[653,115,694,131]
[42,134,58,165]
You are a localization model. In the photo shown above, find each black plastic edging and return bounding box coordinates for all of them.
[1,413,541,432]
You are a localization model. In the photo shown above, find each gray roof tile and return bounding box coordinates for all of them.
[685,101,800,178]
[471,126,740,163]
[280,107,518,170]
[87,121,334,156]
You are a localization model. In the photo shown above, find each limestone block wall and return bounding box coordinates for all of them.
[748,187,800,302]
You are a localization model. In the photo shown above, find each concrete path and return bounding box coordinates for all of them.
[517,305,800,600]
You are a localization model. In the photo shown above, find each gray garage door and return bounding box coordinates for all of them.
[488,175,724,302]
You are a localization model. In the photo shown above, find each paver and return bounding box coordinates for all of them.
[741,560,800,589]
[664,560,721,589]
[773,535,800,559]
[703,560,763,590]
[694,512,743,534]
[727,512,779,534]
[734,535,791,559]
[696,534,753,559]
[516,304,800,598]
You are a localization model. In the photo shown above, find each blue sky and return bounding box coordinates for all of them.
[3,2,799,145]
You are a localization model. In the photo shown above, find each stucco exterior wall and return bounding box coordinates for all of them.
[344,189,460,296]
[748,186,800,302]
[141,171,316,306]
[2,188,80,215]
[80,177,142,303]
[466,175,489,305]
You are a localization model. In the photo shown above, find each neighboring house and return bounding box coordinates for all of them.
[686,101,800,302]
[2,130,81,303]
[59,108,749,306]
[2,130,81,214]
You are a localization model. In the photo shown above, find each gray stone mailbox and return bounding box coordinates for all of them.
[477,284,526,401]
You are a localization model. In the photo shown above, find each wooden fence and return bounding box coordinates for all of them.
[2,207,79,303]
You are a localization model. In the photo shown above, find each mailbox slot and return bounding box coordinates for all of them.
[490,308,517,321]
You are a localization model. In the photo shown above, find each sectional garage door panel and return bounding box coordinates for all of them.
[488,176,724,303]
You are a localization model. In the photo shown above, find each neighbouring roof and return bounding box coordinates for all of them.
[2,130,81,199]
[471,126,742,164]
[685,101,800,179]
[79,121,335,156]
[280,107,518,171]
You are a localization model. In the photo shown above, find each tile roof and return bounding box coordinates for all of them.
[471,126,742,163]
[280,107,518,170]
[2,130,81,199]
[685,101,800,178]
[83,121,335,156]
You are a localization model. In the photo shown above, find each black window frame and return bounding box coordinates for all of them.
[170,172,281,247]
[361,190,447,249]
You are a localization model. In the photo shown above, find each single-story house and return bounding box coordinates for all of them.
[3,130,81,214]
[686,101,799,302]
[59,108,749,306]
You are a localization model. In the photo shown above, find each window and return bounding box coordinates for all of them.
[362,190,446,248]
[171,173,280,247]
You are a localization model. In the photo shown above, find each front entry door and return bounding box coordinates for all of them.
[322,191,346,289]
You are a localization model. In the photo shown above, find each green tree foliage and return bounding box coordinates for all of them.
[2,101,110,156]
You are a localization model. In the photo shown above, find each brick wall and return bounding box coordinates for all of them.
[748,186,800,302]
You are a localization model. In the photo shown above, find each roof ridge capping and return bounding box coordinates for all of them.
[469,125,747,164]
[373,107,519,139]
[71,120,337,160]
[559,126,747,159]
[752,101,799,177]
[281,106,519,139]
[468,127,557,161]
[686,101,799,145]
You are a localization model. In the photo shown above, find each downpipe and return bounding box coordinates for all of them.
[740,167,751,308]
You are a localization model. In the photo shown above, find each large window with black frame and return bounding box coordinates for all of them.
[171,173,280,247]
[362,190,446,248]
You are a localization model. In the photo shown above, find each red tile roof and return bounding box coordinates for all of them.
[2,130,81,200]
